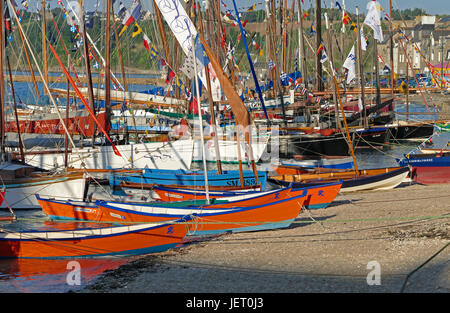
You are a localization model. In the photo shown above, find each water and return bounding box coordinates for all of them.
[1,78,449,292]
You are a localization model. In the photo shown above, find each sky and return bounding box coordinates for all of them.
[24,0,450,16]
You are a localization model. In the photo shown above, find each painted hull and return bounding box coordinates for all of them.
[1,173,86,210]
[109,170,268,190]
[23,139,194,171]
[152,186,261,202]
[398,153,450,184]
[95,192,306,235]
[153,182,341,210]
[0,220,188,259]
[269,167,410,193]
[281,157,354,170]
[37,188,292,221]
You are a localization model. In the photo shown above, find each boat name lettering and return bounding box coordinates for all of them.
[226,178,256,186]
[110,212,125,220]
[74,207,95,213]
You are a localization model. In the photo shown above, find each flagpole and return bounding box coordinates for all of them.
[315,0,324,91]
[389,0,394,97]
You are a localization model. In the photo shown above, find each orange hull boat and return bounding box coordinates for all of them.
[0,220,188,259]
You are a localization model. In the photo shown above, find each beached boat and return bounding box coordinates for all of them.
[0,163,86,209]
[37,187,292,221]
[109,169,268,190]
[397,152,450,184]
[152,181,342,210]
[37,189,307,235]
[269,167,410,193]
[0,219,188,259]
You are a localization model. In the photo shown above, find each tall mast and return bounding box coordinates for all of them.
[0,0,5,162]
[315,0,323,91]
[105,0,111,134]
[374,38,381,106]
[42,0,49,95]
[198,2,223,174]
[389,0,394,97]
[297,0,307,88]
[79,0,96,146]
[356,7,367,128]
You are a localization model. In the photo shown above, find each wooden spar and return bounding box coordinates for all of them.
[356,7,367,129]
[191,35,210,204]
[197,33,259,180]
[315,0,323,91]
[65,54,70,168]
[297,0,307,88]
[373,36,381,106]
[197,4,223,174]
[17,17,40,98]
[6,57,24,163]
[153,0,171,67]
[324,12,341,130]
[105,0,111,133]
[282,0,287,73]
[111,4,137,142]
[42,0,49,96]
[197,34,251,128]
[389,0,394,97]
[406,57,409,121]
[79,0,96,146]
[235,124,245,187]
[0,0,5,161]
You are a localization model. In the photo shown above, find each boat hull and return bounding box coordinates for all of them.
[0,221,187,259]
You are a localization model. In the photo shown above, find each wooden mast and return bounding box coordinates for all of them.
[198,2,223,174]
[7,57,24,163]
[42,0,49,95]
[356,6,367,128]
[389,0,394,98]
[315,0,324,91]
[297,0,307,88]
[105,0,111,134]
[0,0,5,162]
[79,0,96,146]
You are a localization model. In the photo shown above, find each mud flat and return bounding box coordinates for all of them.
[80,182,449,294]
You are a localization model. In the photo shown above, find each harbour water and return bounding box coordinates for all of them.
[0,78,448,292]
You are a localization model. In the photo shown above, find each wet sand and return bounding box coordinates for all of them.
[79,182,449,293]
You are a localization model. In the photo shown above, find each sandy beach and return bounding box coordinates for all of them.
[79,182,449,294]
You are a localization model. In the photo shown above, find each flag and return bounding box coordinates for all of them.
[316,43,324,55]
[320,49,328,63]
[301,87,307,95]
[343,12,351,25]
[118,1,127,18]
[350,22,357,33]
[269,59,275,70]
[132,23,142,38]
[377,54,385,64]
[360,27,368,51]
[248,3,256,12]
[310,23,316,36]
[143,33,151,51]
[242,19,248,27]
[364,1,383,42]
[166,68,176,84]
[118,2,142,37]
[335,1,342,10]
[343,45,356,84]
[86,16,94,29]
[302,11,309,20]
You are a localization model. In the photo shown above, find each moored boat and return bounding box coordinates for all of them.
[397,152,450,184]
[269,167,410,193]
[0,219,188,259]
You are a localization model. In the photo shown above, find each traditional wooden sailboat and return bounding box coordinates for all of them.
[0,218,189,259]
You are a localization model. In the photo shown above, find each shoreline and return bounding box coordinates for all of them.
[78,182,449,293]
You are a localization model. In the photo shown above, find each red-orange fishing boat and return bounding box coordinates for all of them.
[0,219,188,259]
